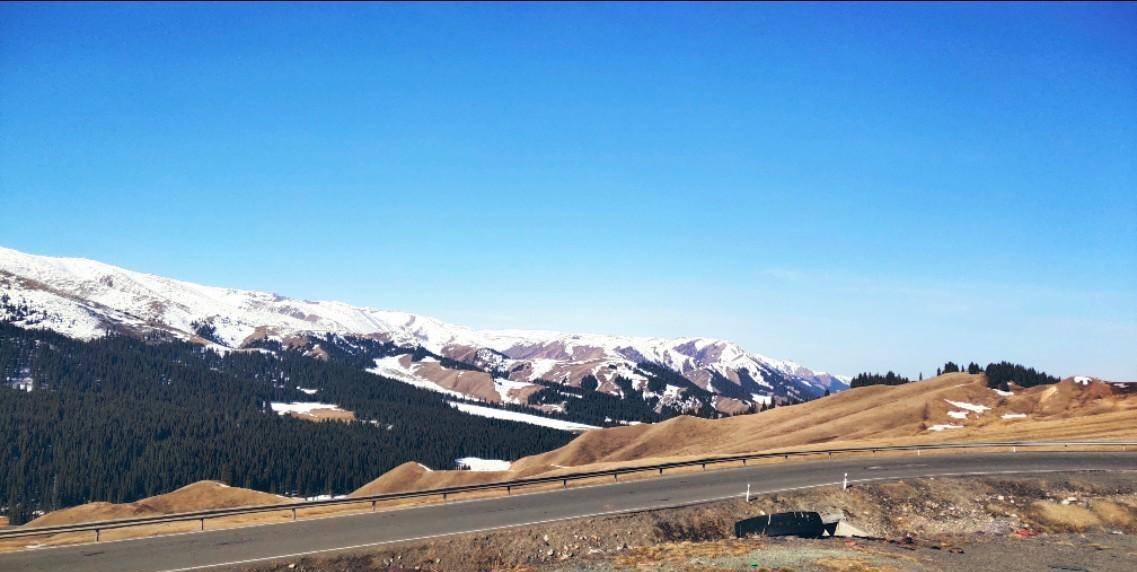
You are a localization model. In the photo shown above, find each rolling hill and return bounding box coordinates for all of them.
[19,372,1133,535]
[353,373,1137,494]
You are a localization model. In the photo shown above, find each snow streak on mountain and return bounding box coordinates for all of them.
[0,246,848,418]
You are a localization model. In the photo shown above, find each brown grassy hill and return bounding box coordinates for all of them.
[350,462,509,496]
[354,373,1137,493]
[24,374,1136,530]
[26,481,290,528]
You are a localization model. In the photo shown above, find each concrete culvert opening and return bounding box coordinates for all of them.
[735,511,846,539]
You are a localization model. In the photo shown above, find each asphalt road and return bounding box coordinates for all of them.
[2,452,1135,572]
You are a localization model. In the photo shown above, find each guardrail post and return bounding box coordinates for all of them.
[200,518,205,531]
[828,452,832,461]
[658,468,663,476]
[614,473,619,482]
[783,454,788,460]
[506,485,511,495]
[563,479,567,488]
[291,508,297,521]
[742,458,747,466]
[95,529,100,542]
[372,500,378,510]
[441,493,447,502]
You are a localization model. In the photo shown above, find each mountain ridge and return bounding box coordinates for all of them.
[0,245,848,414]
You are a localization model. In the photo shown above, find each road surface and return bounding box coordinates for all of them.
[2,451,1134,572]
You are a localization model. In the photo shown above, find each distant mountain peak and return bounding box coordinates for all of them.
[0,245,847,415]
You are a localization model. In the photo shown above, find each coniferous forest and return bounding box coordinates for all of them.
[983,361,1061,390]
[0,316,1076,525]
[0,323,572,524]
[849,371,911,388]
[851,361,1062,390]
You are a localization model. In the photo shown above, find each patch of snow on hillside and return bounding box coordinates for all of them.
[368,357,468,399]
[750,393,773,406]
[493,378,534,404]
[0,246,848,405]
[947,410,969,420]
[455,457,511,471]
[528,359,558,381]
[416,463,433,472]
[944,400,990,414]
[991,388,1014,397]
[296,387,318,395]
[1001,413,1027,420]
[0,288,112,340]
[270,402,342,415]
[447,402,597,431]
[1074,376,1092,385]
[927,424,963,432]
[610,362,648,386]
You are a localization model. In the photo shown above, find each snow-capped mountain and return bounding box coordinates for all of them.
[0,246,848,415]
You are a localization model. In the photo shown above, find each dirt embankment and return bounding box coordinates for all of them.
[247,472,1137,572]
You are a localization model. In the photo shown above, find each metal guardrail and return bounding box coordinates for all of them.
[2,440,1133,541]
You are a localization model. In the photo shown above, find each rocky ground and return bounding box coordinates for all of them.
[247,471,1137,571]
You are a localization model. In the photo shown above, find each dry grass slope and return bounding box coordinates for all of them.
[25,481,290,528]
[358,373,1137,491]
[16,373,1137,535]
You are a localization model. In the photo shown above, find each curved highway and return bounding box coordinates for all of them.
[2,452,1134,572]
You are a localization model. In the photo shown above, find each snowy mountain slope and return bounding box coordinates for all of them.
[0,246,847,413]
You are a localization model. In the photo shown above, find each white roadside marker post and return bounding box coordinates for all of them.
[842,472,848,491]
[746,483,751,503]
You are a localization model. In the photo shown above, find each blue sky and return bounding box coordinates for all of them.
[2,3,1135,379]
